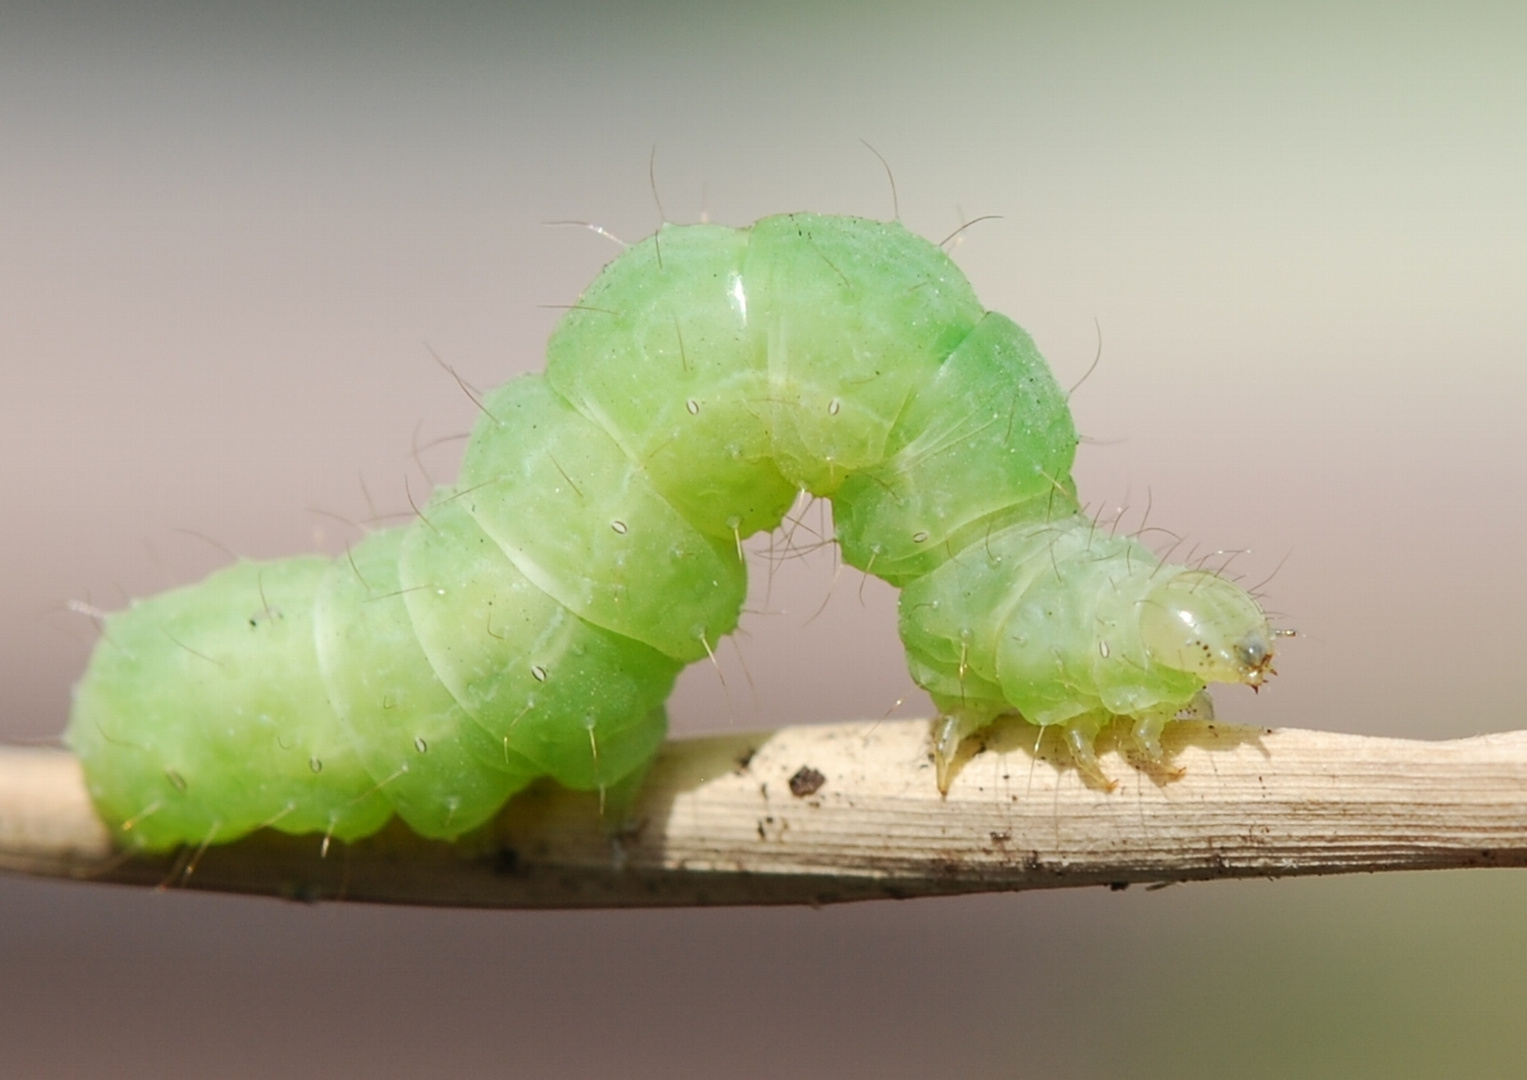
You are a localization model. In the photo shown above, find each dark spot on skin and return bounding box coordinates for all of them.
[493,847,522,876]
[734,747,757,772]
[280,882,325,905]
[613,817,648,844]
[788,766,826,797]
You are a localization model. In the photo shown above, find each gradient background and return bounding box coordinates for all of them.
[3,1,1527,1076]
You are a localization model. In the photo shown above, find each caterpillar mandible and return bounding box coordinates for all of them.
[67,212,1277,852]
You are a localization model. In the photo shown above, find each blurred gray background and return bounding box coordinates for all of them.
[3,1,1526,1076]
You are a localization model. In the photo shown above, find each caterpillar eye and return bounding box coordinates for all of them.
[1235,638,1266,668]
[1235,634,1273,681]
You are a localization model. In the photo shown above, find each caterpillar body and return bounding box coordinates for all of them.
[67,212,1276,852]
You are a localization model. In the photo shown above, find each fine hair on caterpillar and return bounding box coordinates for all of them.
[67,210,1280,853]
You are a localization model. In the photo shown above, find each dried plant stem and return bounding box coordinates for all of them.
[3,719,1526,908]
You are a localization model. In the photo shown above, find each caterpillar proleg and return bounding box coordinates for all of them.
[67,212,1276,852]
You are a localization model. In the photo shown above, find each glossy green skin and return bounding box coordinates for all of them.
[68,213,1265,851]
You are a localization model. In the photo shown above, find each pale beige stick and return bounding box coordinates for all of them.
[3,719,1527,908]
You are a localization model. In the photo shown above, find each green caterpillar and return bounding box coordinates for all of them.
[67,212,1276,852]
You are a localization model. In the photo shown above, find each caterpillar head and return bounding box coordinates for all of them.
[1139,570,1276,688]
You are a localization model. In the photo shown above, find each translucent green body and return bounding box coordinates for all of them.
[68,213,1273,851]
